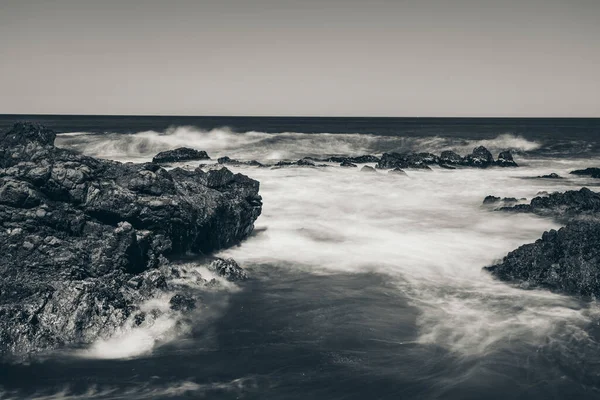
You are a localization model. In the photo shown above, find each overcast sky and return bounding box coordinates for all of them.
[1,0,599,116]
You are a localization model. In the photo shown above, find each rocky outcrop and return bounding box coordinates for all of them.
[485,187,600,297]
[152,147,210,163]
[376,153,434,170]
[439,150,463,166]
[482,195,520,206]
[463,146,494,168]
[496,151,518,167]
[498,188,600,221]
[570,168,600,179]
[0,122,262,358]
[388,168,407,176]
[484,220,600,297]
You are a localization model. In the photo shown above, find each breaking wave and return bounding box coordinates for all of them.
[56,126,543,163]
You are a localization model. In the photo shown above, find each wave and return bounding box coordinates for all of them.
[56,126,544,163]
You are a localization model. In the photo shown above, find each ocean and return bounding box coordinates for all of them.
[1,115,600,399]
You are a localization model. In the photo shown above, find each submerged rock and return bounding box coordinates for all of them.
[361,166,377,173]
[537,173,562,179]
[152,147,210,163]
[0,122,262,357]
[217,156,264,167]
[388,168,407,176]
[570,168,600,179]
[482,195,519,206]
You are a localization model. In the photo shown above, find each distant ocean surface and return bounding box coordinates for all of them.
[1,115,600,400]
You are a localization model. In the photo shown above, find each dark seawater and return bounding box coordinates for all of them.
[1,115,600,399]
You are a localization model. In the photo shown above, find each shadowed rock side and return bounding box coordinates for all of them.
[484,188,600,297]
[0,123,262,358]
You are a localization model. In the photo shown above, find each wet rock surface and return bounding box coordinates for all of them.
[0,123,262,358]
[152,147,210,164]
[485,187,600,297]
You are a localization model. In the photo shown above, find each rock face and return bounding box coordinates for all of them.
[152,147,210,163]
[485,187,600,297]
[496,151,518,167]
[0,123,262,357]
[570,168,600,179]
[463,146,495,168]
[484,220,600,297]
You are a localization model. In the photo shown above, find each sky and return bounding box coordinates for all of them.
[1,0,599,117]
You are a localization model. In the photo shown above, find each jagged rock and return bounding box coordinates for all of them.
[570,168,600,179]
[484,220,600,297]
[496,151,518,167]
[388,168,407,176]
[538,173,562,179]
[340,160,357,168]
[217,156,264,167]
[361,166,377,173]
[152,147,210,163]
[271,159,327,169]
[439,150,463,165]
[498,188,600,221]
[462,146,494,168]
[208,258,248,281]
[0,122,262,357]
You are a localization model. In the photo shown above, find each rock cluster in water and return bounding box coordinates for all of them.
[375,146,518,170]
[0,123,262,358]
[570,167,600,179]
[152,147,210,163]
[484,187,600,297]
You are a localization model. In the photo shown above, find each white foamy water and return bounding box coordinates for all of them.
[56,127,541,162]
[56,129,600,359]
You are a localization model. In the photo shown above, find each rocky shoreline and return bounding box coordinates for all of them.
[0,123,262,359]
[484,187,600,298]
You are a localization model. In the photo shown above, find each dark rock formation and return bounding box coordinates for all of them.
[208,258,248,281]
[570,168,600,179]
[340,160,357,168]
[217,156,264,167]
[484,220,600,297]
[376,153,434,170]
[482,196,519,206]
[169,293,197,311]
[361,166,377,173]
[537,173,562,179]
[152,147,210,164]
[498,188,600,221]
[0,123,262,358]
[496,151,518,167]
[439,150,463,165]
[271,159,328,168]
[462,146,494,168]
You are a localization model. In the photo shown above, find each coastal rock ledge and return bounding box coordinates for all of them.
[0,122,262,358]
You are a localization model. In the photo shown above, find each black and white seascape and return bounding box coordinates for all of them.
[2,1,600,399]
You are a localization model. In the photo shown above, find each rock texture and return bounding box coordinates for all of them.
[570,168,600,179]
[152,147,210,163]
[375,147,517,170]
[0,122,262,358]
[485,187,600,297]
